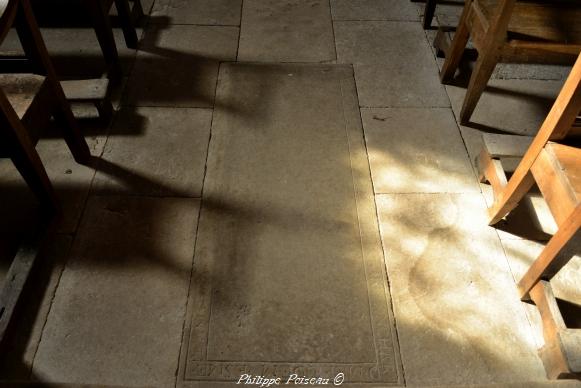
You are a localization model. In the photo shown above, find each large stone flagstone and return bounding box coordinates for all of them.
[334,21,448,107]
[237,0,335,62]
[33,197,200,387]
[376,193,547,385]
[179,63,402,386]
[361,107,478,193]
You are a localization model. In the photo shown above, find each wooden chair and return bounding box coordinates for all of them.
[0,0,90,163]
[0,80,56,342]
[0,78,58,212]
[30,0,144,79]
[0,0,91,346]
[107,0,143,49]
[478,53,581,379]
[439,0,581,124]
[423,0,438,29]
[85,0,143,77]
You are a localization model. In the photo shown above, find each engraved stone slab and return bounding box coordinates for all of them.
[180,64,402,385]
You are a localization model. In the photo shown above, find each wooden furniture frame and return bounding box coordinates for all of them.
[478,53,581,379]
[439,0,581,124]
[85,0,143,78]
[0,0,90,164]
[30,0,143,79]
[0,0,90,345]
[423,0,437,29]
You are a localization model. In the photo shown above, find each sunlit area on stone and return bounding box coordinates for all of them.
[0,0,580,387]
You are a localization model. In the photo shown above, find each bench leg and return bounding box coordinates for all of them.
[52,103,92,164]
[131,0,144,24]
[440,1,470,83]
[11,147,58,212]
[518,205,581,300]
[423,0,437,29]
[95,99,114,124]
[86,0,122,79]
[115,0,139,49]
[1,112,60,212]
[16,0,91,165]
[459,50,499,124]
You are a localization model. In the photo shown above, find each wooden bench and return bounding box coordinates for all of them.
[439,0,581,124]
[478,53,581,379]
[0,0,90,347]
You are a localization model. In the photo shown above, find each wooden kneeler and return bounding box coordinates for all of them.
[478,54,581,379]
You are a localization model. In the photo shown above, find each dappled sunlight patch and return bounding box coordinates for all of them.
[361,107,480,195]
[375,193,547,385]
[368,146,480,194]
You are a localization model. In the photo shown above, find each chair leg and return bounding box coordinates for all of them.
[518,205,581,300]
[16,0,91,165]
[95,99,114,125]
[459,49,499,124]
[52,104,92,165]
[115,0,139,49]
[487,170,535,225]
[423,0,437,29]
[440,0,471,83]
[131,0,144,21]
[86,0,122,79]
[11,145,58,213]
[3,115,60,213]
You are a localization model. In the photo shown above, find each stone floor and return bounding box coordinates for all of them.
[1,0,581,387]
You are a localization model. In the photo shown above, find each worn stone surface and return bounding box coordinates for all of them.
[362,107,478,193]
[125,25,239,107]
[493,64,572,81]
[376,193,547,385]
[140,0,156,14]
[33,197,200,387]
[152,0,242,25]
[432,1,464,27]
[180,63,401,385]
[237,0,335,62]
[2,0,572,386]
[93,107,212,197]
[447,79,564,135]
[331,0,419,21]
[0,235,71,380]
[0,135,105,234]
[334,21,448,107]
[40,28,140,77]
